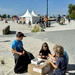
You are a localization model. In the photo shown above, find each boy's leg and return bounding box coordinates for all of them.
[13,54,22,73]
[13,54,19,64]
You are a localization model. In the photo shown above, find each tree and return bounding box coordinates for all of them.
[70,10,75,19]
[7,15,10,18]
[68,4,75,19]
[0,15,2,18]
[37,14,41,16]
[2,14,7,18]
[72,5,75,10]
[68,4,73,14]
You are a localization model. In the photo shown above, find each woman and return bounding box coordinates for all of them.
[39,42,51,59]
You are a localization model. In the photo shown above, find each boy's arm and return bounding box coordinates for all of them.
[22,47,26,53]
[12,49,23,55]
[49,54,56,60]
[49,60,58,69]
[49,54,55,57]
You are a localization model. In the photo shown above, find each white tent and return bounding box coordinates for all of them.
[20,9,40,24]
[21,9,33,17]
[20,9,33,24]
[31,10,40,24]
[31,10,38,17]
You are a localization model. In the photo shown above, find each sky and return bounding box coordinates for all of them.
[0,0,75,16]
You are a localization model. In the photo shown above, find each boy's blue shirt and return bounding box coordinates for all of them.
[11,39,23,52]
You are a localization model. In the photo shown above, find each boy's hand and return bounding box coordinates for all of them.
[19,52,23,56]
[48,60,58,69]
[42,56,45,58]
[48,60,53,64]
[23,50,25,54]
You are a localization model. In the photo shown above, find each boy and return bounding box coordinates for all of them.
[49,44,69,65]
[49,44,58,61]
[11,32,30,73]
[49,46,67,75]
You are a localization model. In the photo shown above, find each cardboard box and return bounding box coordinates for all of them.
[28,60,52,75]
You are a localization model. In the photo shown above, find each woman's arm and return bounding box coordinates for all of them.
[38,53,47,59]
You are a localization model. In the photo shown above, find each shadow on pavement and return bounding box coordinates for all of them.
[0,40,11,42]
[66,64,75,75]
[60,24,67,26]
[47,26,55,28]
[9,31,16,34]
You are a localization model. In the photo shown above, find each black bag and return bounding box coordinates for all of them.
[26,51,35,61]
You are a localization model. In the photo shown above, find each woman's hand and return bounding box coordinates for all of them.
[41,56,47,59]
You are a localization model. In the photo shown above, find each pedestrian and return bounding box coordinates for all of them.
[11,32,31,74]
[39,17,45,29]
[28,20,31,27]
[38,42,51,59]
[23,17,26,24]
[49,45,67,75]
[19,18,22,24]
[57,14,61,24]
[5,18,8,23]
[16,18,19,23]
[44,16,48,27]
[68,17,71,23]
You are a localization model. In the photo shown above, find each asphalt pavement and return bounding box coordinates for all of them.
[25,30,75,64]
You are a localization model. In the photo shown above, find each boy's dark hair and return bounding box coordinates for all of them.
[16,32,26,37]
[56,46,64,57]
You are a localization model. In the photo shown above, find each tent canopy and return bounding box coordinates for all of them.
[31,10,38,17]
[20,9,40,24]
[21,9,33,17]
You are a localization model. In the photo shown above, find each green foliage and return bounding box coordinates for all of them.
[69,10,75,19]
[32,24,41,32]
[7,15,10,18]
[68,4,75,19]
[2,14,7,18]
[0,14,11,18]
[68,4,73,14]
[0,15,2,18]
[37,14,41,16]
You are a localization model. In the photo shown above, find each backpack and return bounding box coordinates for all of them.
[64,51,69,65]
